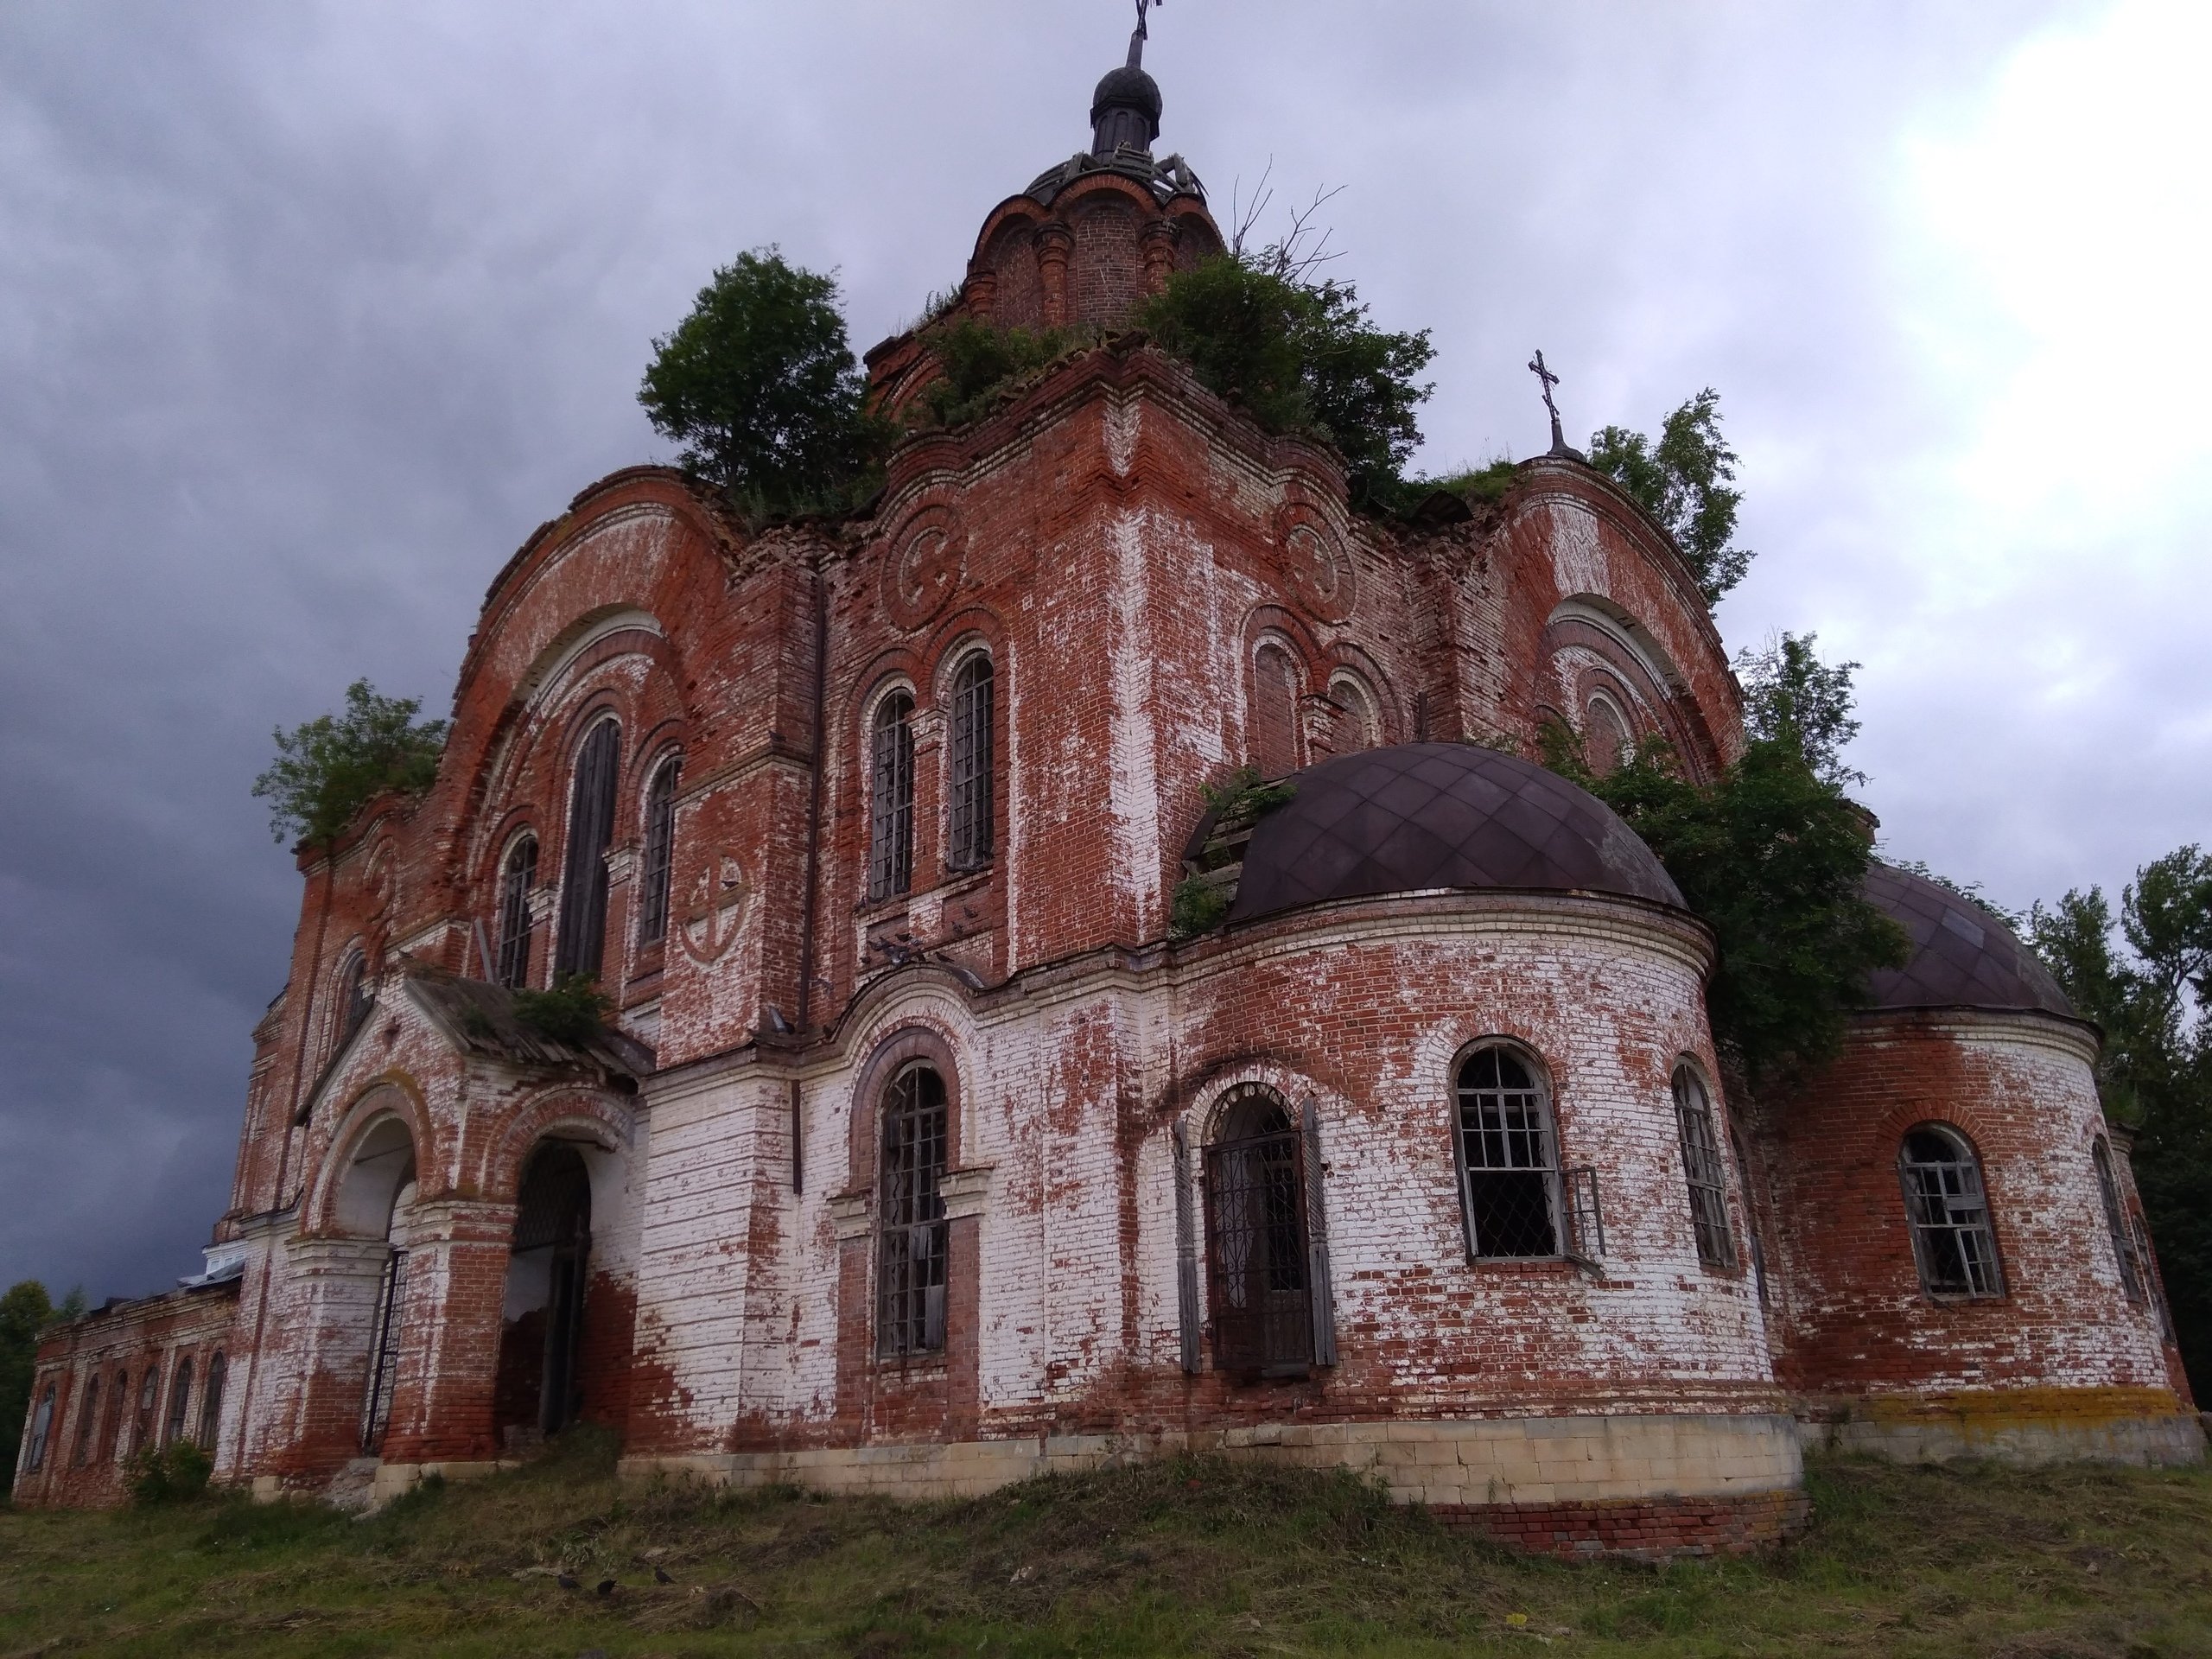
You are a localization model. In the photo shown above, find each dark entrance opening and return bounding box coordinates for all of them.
[1202,1088,1314,1379]
[494,1144,594,1445]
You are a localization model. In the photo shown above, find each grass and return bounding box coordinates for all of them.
[3,1433,2209,1657]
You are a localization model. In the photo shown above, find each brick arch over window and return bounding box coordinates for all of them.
[844,1022,966,1188]
[1541,597,1721,780]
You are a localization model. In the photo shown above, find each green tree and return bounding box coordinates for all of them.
[252,679,448,850]
[2,1281,55,1475]
[1545,726,1906,1086]
[1735,631,1864,787]
[1588,388,1755,605]
[1137,257,1434,486]
[2029,846,2212,1395]
[638,248,881,514]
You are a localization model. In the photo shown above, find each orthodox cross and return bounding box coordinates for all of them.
[1129,0,1160,66]
[1528,349,1568,455]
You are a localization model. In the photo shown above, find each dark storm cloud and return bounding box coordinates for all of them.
[3,1,2193,1300]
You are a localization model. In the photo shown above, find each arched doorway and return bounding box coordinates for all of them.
[330,1114,417,1456]
[1202,1086,1316,1379]
[494,1143,594,1444]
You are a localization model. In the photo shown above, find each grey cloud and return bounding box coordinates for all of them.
[2,0,2190,1300]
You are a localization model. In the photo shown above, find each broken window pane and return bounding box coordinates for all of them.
[1456,1047,1560,1258]
[1899,1126,2004,1297]
[1674,1067,1735,1269]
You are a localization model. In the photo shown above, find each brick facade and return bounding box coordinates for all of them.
[18,60,2202,1544]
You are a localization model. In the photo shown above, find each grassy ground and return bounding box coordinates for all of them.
[3,1435,2209,1658]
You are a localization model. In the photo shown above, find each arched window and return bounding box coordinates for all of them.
[1899,1126,2004,1296]
[164,1356,194,1446]
[1673,1066,1735,1269]
[1454,1047,1560,1258]
[198,1352,226,1449]
[636,758,681,946]
[868,691,916,904]
[496,834,537,989]
[104,1370,128,1462]
[947,654,995,870]
[2092,1138,2146,1305]
[554,719,621,982]
[1585,694,1632,775]
[338,952,372,1042]
[131,1365,158,1457]
[1202,1085,1331,1376]
[876,1061,947,1356]
[1328,672,1381,753]
[22,1384,54,1473]
[72,1373,100,1466]
[1251,642,1300,779]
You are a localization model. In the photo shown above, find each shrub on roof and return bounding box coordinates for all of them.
[252,679,448,851]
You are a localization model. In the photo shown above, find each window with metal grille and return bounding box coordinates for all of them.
[2091,1138,2146,1305]
[1899,1126,2004,1296]
[1673,1066,1736,1269]
[1454,1047,1560,1257]
[554,720,621,981]
[163,1356,194,1446]
[637,759,681,946]
[496,835,537,989]
[868,691,915,903]
[72,1374,99,1465]
[23,1384,54,1473]
[198,1352,226,1449]
[1203,1087,1316,1376]
[876,1062,948,1357]
[947,655,995,869]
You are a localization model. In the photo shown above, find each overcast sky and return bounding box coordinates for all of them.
[3,0,2205,1302]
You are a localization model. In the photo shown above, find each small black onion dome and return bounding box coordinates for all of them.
[1091,64,1163,142]
[1225,742,1683,925]
[1862,863,2075,1018]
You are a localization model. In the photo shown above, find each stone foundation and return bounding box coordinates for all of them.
[1795,1389,2208,1467]
[621,1412,1805,1557]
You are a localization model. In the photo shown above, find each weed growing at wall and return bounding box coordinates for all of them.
[921,316,1079,428]
[124,1440,212,1506]
[510,974,614,1047]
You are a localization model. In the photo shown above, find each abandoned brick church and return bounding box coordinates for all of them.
[16,25,2202,1554]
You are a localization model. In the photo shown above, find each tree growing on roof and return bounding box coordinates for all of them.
[639,248,886,517]
[1588,388,1755,605]
[252,679,448,850]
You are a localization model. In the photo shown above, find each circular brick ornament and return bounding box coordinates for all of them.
[1274,504,1356,623]
[882,507,967,630]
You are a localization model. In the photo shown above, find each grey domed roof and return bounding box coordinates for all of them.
[1091,64,1163,135]
[1862,863,2075,1018]
[1224,742,1683,925]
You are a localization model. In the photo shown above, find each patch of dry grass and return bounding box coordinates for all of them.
[2,1431,2209,1656]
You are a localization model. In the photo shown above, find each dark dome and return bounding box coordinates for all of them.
[1225,742,1682,925]
[1863,863,2075,1018]
[1091,65,1162,139]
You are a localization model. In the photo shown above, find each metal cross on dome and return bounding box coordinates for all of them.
[1529,349,1570,456]
[1129,0,1160,65]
